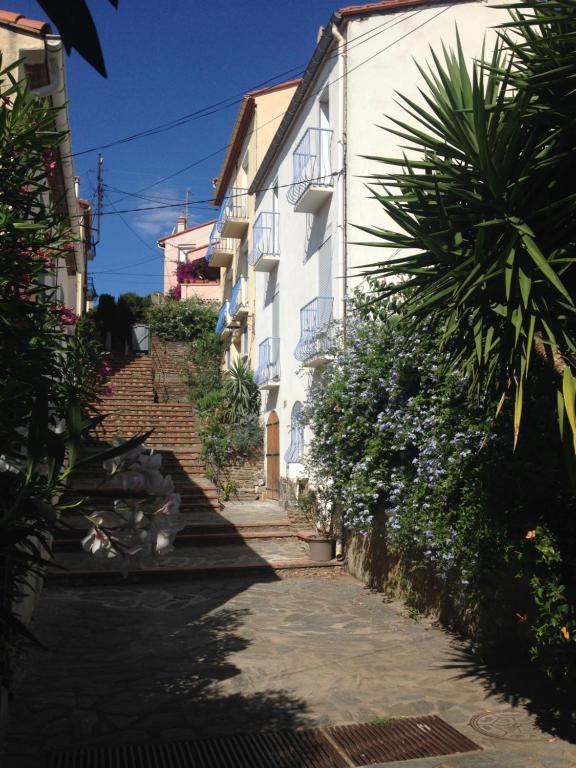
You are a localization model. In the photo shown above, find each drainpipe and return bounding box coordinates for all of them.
[331,22,348,342]
[331,22,348,561]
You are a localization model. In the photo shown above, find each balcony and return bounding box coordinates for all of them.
[254,337,280,389]
[287,128,333,214]
[294,296,335,367]
[229,276,248,320]
[215,301,230,334]
[248,212,279,272]
[217,187,248,239]
[205,223,235,268]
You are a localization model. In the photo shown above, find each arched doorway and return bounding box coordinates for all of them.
[266,411,280,500]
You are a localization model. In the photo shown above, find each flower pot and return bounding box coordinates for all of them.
[307,535,334,562]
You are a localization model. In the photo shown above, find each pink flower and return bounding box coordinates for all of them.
[52,303,77,327]
[43,150,56,171]
[105,383,115,395]
[2,95,12,107]
[99,360,112,377]
[525,530,536,540]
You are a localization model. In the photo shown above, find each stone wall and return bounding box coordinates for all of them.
[344,527,476,630]
[151,339,191,402]
[210,454,263,501]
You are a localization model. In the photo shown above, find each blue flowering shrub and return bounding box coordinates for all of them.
[305,291,576,681]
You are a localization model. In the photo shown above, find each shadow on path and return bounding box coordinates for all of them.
[6,577,309,763]
[443,642,576,743]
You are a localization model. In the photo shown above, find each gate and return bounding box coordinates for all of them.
[266,410,280,500]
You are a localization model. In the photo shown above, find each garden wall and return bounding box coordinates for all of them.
[344,528,478,635]
[151,339,191,402]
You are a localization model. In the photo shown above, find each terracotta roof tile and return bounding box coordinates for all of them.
[0,10,51,35]
[247,78,302,99]
[338,0,437,16]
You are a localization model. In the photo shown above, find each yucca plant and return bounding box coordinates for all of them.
[359,2,576,450]
[224,358,260,424]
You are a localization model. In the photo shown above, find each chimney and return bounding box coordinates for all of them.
[176,215,186,232]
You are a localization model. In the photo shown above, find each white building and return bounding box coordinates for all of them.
[248,0,504,502]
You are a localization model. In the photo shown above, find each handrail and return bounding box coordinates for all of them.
[216,187,248,234]
[215,301,229,333]
[248,211,279,268]
[287,127,333,206]
[254,337,280,386]
[294,296,334,362]
[229,277,247,318]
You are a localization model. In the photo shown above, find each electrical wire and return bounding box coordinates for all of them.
[106,7,429,205]
[70,12,414,161]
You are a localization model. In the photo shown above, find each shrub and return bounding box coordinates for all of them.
[305,290,576,680]
[149,297,218,342]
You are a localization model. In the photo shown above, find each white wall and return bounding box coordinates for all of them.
[346,1,506,284]
[253,51,341,473]
[253,1,506,487]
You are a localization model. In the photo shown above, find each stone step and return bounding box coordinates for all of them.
[46,555,343,585]
[53,525,296,552]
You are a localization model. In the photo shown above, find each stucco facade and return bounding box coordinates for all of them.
[208,80,300,370]
[158,217,220,303]
[248,0,506,500]
[0,11,91,317]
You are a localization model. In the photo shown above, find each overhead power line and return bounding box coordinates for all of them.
[107,8,429,204]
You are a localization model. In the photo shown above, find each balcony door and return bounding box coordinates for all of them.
[266,410,280,500]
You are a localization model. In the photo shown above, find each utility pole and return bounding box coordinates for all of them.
[93,154,104,247]
[185,187,191,227]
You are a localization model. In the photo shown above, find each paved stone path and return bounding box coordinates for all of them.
[5,574,576,767]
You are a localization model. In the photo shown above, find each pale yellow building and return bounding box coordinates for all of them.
[0,10,92,317]
[208,79,299,369]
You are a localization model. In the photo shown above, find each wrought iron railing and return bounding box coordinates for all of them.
[216,187,248,234]
[248,211,279,268]
[215,301,229,334]
[287,128,333,206]
[205,223,235,263]
[86,275,97,301]
[254,337,280,386]
[229,276,247,318]
[284,400,305,463]
[294,296,335,362]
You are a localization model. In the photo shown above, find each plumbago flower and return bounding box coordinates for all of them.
[304,289,496,592]
[82,440,185,569]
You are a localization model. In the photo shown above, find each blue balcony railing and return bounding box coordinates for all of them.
[215,301,229,334]
[294,296,335,363]
[205,223,235,264]
[248,211,279,269]
[216,187,248,237]
[254,337,280,387]
[287,128,333,207]
[229,276,248,318]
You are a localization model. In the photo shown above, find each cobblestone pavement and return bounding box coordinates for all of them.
[5,575,576,767]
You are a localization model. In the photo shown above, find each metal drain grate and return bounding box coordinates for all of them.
[47,716,480,767]
[48,729,349,768]
[327,716,481,765]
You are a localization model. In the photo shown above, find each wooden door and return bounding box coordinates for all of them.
[266,411,280,500]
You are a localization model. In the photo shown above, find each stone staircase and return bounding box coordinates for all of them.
[52,351,343,584]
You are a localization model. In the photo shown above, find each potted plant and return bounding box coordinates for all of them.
[297,488,334,561]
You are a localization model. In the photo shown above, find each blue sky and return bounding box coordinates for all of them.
[17,0,340,299]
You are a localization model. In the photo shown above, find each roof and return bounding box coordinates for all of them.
[157,219,216,245]
[0,10,51,35]
[249,0,457,195]
[213,78,301,207]
[338,0,439,14]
